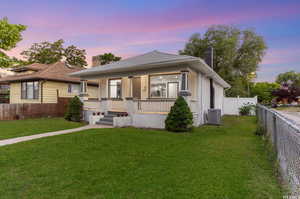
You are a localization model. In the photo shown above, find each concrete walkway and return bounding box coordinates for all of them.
[0,125,112,147]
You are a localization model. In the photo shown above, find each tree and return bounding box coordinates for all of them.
[165,96,193,132]
[64,45,87,67]
[94,53,121,65]
[21,39,64,64]
[0,17,26,67]
[21,39,87,67]
[276,71,300,87]
[179,25,267,97]
[250,82,280,104]
[272,85,300,104]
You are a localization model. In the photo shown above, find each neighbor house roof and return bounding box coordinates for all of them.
[10,63,48,72]
[71,50,230,88]
[0,62,98,86]
[0,68,14,78]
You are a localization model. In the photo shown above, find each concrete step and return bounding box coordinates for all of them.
[96,120,113,126]
[100,117,113,122]
[107,111,128,116]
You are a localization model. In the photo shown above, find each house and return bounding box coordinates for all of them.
[0,62,98,104]
[0,68,15,103]
[71,51,230,129]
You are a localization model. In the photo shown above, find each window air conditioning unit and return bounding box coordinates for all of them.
[207,109,221,125]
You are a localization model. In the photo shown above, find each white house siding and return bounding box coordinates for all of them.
[195,73,225,126]
[196,73,210,125]
[202,75,211,122]
[189,70,198,100]
[214,82,224,114]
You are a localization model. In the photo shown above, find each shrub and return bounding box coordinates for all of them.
[165,96,193,132]
[255,124,265,136]
[239,103,255,116]
[64,96,83,122]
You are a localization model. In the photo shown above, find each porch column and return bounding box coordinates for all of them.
[126,76,135,115]
[79,80,88,102]
[128,76,133,98]
[179,70,191,97]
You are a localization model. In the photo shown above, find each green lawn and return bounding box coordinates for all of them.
[0,118,84,140]
[0,116,282,199]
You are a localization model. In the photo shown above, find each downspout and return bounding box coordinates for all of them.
[40,80,45,104]
[199,72,205,124]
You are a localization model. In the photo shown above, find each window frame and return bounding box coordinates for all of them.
[68,83,80,94]
[108,78,122,99]
[148,73,181,99]
[21,81,39,100]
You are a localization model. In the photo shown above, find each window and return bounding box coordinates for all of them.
[181,72,188,91]
[150,74,180,98]
[68,84,80,94]
[21,81,39,99]
[109,79,122,98]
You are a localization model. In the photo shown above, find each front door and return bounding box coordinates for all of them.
[167,82,178,98]
[132,77,141,99]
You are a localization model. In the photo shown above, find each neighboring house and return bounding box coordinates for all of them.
[0,68,15,103]
[0,62,98,104]
[71,51,230,128]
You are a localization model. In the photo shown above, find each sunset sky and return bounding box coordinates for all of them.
[1,0,300,82]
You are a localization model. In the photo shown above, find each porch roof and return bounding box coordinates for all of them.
[70,51,230,88]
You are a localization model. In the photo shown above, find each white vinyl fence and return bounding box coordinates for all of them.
[257,105,300,195]
[223,96,257,115]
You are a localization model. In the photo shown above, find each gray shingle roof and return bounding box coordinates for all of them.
[71,50,230,88]
[72,51,198,76]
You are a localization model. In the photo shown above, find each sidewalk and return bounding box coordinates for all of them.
[0,125,112,147]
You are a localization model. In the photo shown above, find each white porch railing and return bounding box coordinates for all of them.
[134,99,175,113]
[107,100,126,112]
[83,100,101,111]
[84,98,197,115]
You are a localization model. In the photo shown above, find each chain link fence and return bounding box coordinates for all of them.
[257,104,300,194]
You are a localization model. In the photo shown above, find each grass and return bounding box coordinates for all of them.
[0,116,283,199]
[0,118,84,140]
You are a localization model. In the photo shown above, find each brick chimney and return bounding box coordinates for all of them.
[92,55,101,67]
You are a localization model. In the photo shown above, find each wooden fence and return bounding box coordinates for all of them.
[0,97,71,120]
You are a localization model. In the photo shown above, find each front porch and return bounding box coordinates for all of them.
[82,70,199,127]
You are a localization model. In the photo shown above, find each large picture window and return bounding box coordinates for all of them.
[21,81,39,99]
[109,79,122,98]
[150,74,180,98]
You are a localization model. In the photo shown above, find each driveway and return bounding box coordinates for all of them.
[276,110,300,128]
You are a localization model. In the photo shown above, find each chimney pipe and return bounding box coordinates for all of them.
[204,47,214,69]
[92,55,101,67]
